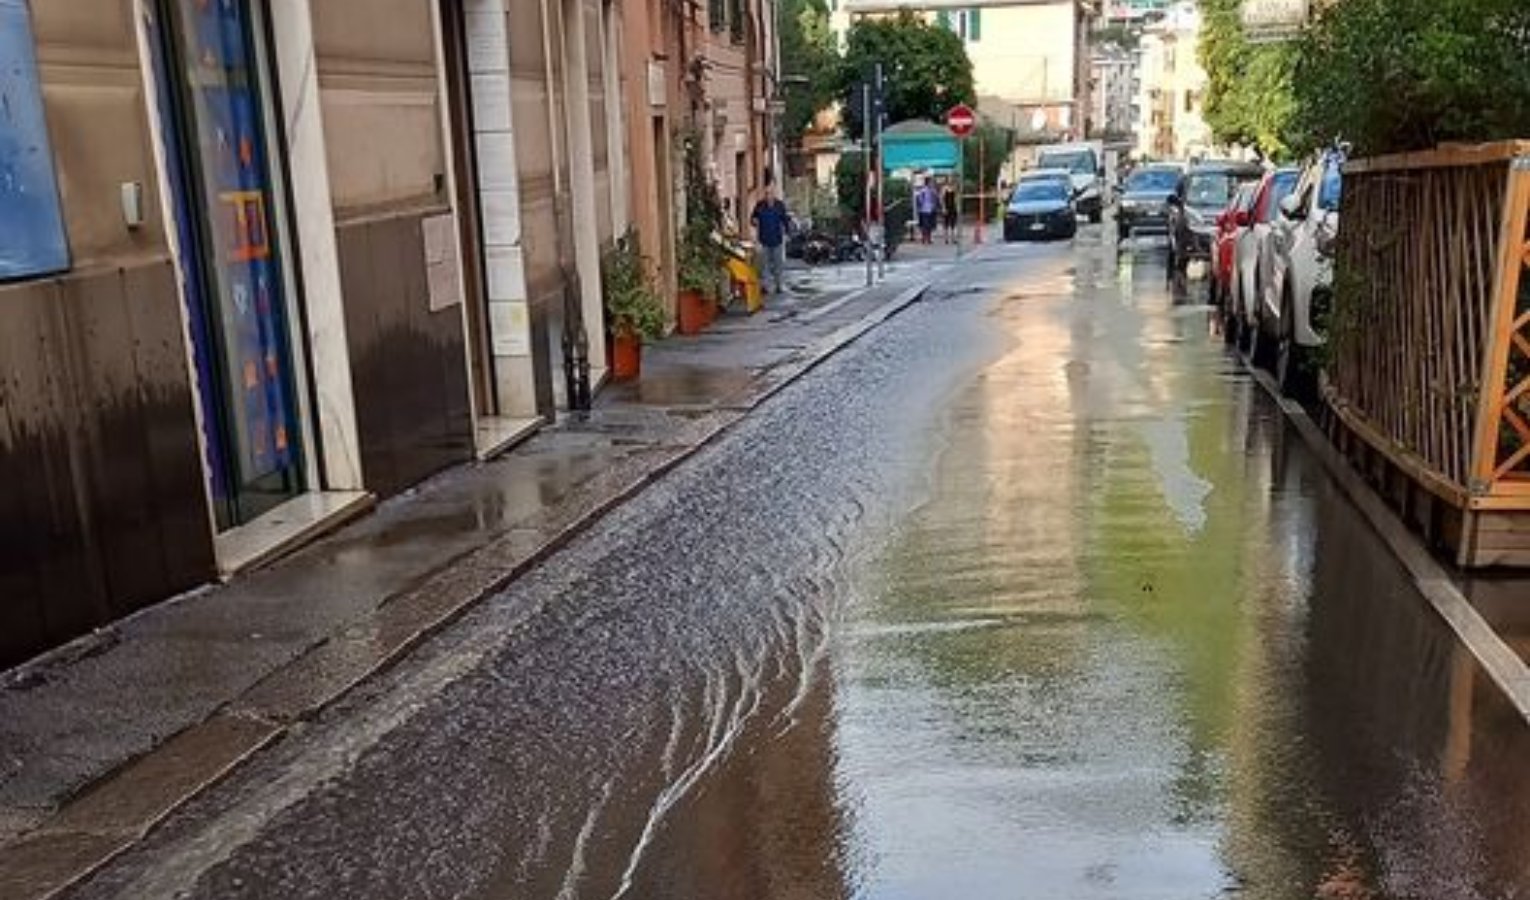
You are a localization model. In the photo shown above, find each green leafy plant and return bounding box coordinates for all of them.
[838,11,975,141]
[677,128,729,297]
[602,231,666,340]
[1287,0,1530,154]
[780,0,839,143]
[677,220,725,296]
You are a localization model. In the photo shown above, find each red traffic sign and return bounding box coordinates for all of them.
[946,103,976,137]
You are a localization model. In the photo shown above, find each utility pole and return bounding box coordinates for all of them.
[956,137,964,260]
[862,81,873,287]
[974,136,985,245]
[874,63,885,280]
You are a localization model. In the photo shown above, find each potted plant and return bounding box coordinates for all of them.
[677,220,719,335]
[676,128,728,333]
[602,232,665,381]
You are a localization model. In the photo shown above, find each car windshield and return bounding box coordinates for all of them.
[1012,180,1070,203]
[1318,161,1343,210]
[1184,172,1241,207]
[1125,169,1180,192]
[1262,171,1300,222]
[1038,150,1096,174]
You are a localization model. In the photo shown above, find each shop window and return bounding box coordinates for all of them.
[0,0,69,280]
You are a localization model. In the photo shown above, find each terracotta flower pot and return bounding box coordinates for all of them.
[612,329,642,381]
[678,288,709,335]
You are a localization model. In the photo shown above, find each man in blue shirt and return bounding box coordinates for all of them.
[751,188,789,295]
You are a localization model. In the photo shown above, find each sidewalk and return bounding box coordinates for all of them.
[0,256,950,898]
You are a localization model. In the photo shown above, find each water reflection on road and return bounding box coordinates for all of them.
[648,238,1530,899]
[61,235,1530,900]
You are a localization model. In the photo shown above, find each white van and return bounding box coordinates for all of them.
[1034,141,1106,223]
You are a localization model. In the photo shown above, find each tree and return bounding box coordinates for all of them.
[961,122,1013,193]
[779,0,839,142]
[838,11,976,140]
[1197,0,1297,158]
[1288,0,1530,155]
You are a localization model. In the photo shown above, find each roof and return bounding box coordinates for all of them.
[882,119,952,138]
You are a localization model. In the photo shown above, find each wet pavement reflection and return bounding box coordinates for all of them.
[64,230,1530,900]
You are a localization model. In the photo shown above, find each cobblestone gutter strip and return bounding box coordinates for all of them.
[1251,368,1530,722]
[0,277,935,900]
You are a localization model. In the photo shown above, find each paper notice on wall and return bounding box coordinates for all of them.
[423,213,461,311]
[490,302,529,357]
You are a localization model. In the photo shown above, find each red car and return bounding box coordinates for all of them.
[1211,183,1255,309]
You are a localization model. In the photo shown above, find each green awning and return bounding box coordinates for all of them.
[881,119,960,173]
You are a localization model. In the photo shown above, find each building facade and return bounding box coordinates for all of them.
[0,0,770,670]
[1088,46,1137,141]
[1133,1,1211,159]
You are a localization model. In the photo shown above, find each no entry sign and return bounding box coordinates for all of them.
[946,103,976,138]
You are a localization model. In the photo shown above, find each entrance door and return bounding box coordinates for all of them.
[147,0,306,529]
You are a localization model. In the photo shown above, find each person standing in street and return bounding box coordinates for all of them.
[751,186,789,296]
[916,178,939,244]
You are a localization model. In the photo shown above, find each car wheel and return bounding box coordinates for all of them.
[1250,302,1277,371]
[1276,285,1313,399]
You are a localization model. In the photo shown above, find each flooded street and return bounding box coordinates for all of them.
[65,228,1530,900]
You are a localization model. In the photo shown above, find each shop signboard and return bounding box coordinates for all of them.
[1242,0,1309,43]
[0,0,70,281]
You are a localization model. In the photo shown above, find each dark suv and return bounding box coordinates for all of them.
[1166,161,1263,271]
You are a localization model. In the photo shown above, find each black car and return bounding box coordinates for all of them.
[1115,164,1183,242]
[1166,161,1263,271]
[1003,177,1078,242]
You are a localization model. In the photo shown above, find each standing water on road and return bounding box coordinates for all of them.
[62,238,1530,900]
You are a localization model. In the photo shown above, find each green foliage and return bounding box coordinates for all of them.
[961,122,1013,191]
[831,152,909,251]
[779,0,839,141]
[1197,0,1297,158]
[602,232,665,340]
[678,128,729,296]
[1288,0,1530,154]
[834,150,869,222]
[838,11,975,140]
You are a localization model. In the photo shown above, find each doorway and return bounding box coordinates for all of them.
[146,0,308,530]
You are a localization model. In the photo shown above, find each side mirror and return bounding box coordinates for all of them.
[1279,194,1306,221]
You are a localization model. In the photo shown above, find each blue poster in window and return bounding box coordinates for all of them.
[0,0,69,281]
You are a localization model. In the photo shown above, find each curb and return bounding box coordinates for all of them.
[1247,366,1530,722]
[0,275,935,900]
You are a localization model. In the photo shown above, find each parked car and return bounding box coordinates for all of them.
[1256,150,1345,394]
[1035,142,1106,223]
[1003,171,1078,241]
[1167,161,1263,272]
[1211,183,1256,311]
[1229,166,1301,345]
[1116,163,1184,242]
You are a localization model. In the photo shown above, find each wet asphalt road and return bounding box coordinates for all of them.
[67,226,1530,900]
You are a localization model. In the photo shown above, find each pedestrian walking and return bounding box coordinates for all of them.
[751,186,789,295]
[916,178,939,244]
[941,182,958,244]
